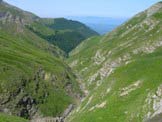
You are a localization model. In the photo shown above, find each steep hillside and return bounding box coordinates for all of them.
[67,2,162,122]
[0,1,81,121]
[27,18,99,54]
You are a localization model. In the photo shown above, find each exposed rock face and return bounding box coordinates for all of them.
[62,104,74,119]
[0,68,46,119]
[0,11,24,24]
[17,96,37,119]
[146,113,162,122]
[146,85,162,119]
[147,2,162,17]
[0,68,63,119]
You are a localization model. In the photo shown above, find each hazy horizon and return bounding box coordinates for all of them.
[2,0,161,34]
[4,0,161,18]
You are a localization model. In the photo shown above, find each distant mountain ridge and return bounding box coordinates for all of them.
[67,16,127,34]
[31,17,99,54]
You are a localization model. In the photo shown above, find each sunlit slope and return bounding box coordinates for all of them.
[68,2,162,122]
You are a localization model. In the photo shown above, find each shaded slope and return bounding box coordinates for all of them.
[33,18,99,54]
[27,18,99,54]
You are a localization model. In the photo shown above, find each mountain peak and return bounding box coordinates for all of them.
[147,2,162,17]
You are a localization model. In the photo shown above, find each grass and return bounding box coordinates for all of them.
[67,5,162,122]
[0,113,28,122]
[0,20,81,119]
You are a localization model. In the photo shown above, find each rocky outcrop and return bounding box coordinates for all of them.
[146,113,162,122]
[62,104,74,119]
[0,11,24,25]
[0,68,49,119]
[17,96,37,119]
[0,66,81,120]
[147,2,162,17]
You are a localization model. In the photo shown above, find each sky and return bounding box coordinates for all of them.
[4,0,161,18]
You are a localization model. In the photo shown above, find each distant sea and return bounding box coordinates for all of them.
[67,16,128,35]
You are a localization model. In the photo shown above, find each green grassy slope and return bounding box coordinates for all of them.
[0,113,28,122]
[67,2,162,122]
[0,1,81,120]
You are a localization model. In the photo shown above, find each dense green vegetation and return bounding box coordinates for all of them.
[27,18,99,54]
